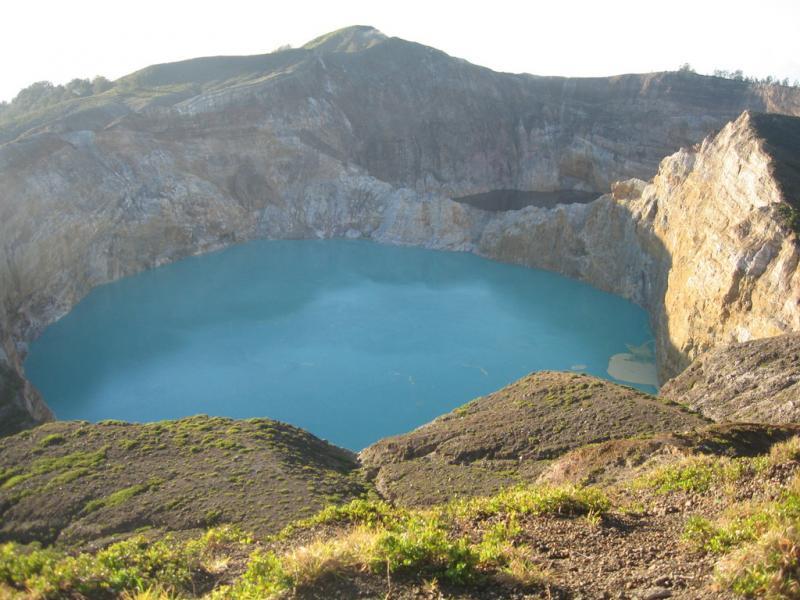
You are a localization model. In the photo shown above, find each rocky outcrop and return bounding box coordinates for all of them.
[359,371,706,505]
[537,422,800,487]
[620,112,800,376]
[661,333,800,423]
[1,26,800,430]
[0,343,50,436]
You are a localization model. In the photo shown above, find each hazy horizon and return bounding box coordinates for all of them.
[2,0,800,103]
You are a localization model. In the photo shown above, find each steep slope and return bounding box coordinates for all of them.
[1,26,800,430]
[0,349,50,436]
[538,422,800,486]
[661,333,800,422]
[4,408,800,597]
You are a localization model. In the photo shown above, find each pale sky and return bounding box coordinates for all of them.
[2,0,799,102]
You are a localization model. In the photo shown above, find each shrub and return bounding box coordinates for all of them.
[683,514,770,555]
[222,511,541,596]
[0,447,107,490]
[451,485,611,519]
[0,536,199,598]
[0,486,570,597]
[280,497,404,537]
[777,204,800,236]
[84,479,163,513]
[684,482,800,556]
[371,516,479,584]
[0,542,64,596]
[38,433,66,448]
[769,436,800,466]
[477,516,522,565]
[716,527,800,598]
[223,550,291,598]
[681,476,800,597]
[637,456,742,494]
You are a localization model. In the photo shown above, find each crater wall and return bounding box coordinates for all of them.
[1,28,799,429]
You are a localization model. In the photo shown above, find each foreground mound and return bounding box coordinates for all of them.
[0,416,366,545]
[360,372,707,505]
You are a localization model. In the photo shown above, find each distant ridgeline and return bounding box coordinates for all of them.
[3,63,797,124]
[0,77,114,122]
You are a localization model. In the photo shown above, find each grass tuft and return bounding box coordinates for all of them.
[769,436,800,466]
[716,526,800,598]
[84,478,164,513]
[1,447,107,490]
[636,455,743,494]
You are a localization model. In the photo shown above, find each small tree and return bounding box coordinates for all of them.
[678,62,695,73]
[91,76,113,94]
[66,78,92,97]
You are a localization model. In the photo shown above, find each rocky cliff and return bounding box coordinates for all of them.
[479,112,800,379]
[1,25,800,428]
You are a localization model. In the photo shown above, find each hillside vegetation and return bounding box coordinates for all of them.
[0,417,367,546]
[4,427,800,598]
[2,371,800,597]
[1,24,800,599]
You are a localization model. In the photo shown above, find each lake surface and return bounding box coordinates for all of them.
[25,240,657,450]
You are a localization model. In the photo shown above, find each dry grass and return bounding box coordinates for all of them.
[768,436,800,466]
[493,547,550,588]
[281,528,377,587]
[120,586,180,600]
[716,526,800,598]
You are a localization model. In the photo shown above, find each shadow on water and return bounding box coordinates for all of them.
[595,197,682,382]
[476,190,683,383]
[453,189,601,211]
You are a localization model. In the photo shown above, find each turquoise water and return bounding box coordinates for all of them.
[25,240,656,450]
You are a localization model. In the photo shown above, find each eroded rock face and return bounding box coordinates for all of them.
[661,334,800,423]
[623,112,800,376]
[1,26,799,430]
[0,343,50,435]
